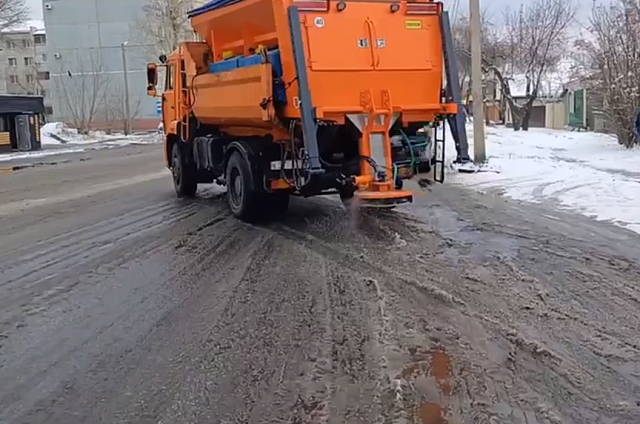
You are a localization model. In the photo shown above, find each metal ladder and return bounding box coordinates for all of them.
[433,121,446,183]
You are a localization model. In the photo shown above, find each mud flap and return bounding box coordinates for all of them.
[433,123,445,183]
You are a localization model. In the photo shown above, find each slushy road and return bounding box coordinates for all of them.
[1,144,638,423]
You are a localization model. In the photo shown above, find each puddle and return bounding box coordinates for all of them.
[401,347,455,423]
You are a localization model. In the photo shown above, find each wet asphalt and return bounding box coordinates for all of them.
[1,144,639,423]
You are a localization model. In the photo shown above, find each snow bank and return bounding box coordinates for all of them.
[0,148,87,163]
[40,122,79,145]
[448,125,640,234]
[40,122,163,146]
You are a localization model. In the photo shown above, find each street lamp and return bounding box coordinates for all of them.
[121,41,131,135]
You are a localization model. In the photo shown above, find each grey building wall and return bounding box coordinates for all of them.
[42,0,158,127]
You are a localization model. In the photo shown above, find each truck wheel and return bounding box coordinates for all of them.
[226,151,260,221]
[172,143,197,197]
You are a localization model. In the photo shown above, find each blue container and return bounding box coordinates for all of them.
[209,58,239,73]
[237,54,263,68]
[208,49,287,104]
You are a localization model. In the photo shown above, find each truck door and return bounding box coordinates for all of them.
[162,63,177,128]
[302,4,376,71]
[299,1,442,72]
[369,3,443,71]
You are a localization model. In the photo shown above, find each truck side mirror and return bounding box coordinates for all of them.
[146,63,158,97]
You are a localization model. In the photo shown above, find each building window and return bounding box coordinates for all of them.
[8,57,17,66]
[37,71,50,80]
[24,57,33,66]
[9,75,19,84]
[34,34,46,45]
[41,53,47,62]
[22,39,31,48]
[5,40,15,49]
[26,74,34,84]
[44,106,53,115]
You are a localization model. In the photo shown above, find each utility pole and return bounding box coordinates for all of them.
[469,0,486,163]
[121,41,131,135]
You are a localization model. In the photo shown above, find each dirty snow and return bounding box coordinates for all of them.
[0,123,162,163]
[41,122,161,146]
[448,124,640,234]
[0,147,87,163]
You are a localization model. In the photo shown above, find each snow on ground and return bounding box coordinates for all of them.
[0,148,88,163]
[447,124,640,234]
[40,122,162,146]
[0,123,162,163]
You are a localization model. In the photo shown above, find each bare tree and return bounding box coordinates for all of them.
[132,0,204,60]
[0,0,28,31]
[452,10,508,124]
[577,0,640,148]
[98,86,142,134]
[451,9,494,91]
[490,0,576,131]
[53,52,109,133]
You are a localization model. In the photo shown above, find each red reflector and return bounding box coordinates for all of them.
[293,0,329,11]
[405,1,440,15]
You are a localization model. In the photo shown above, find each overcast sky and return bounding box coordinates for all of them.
[447,0,593,22]
[27,0,42,19]
[26,0,594,22]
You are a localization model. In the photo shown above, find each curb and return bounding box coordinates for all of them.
[0,158,89,174]
[0,164,31,173]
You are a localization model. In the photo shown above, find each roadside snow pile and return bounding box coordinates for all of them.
[448,125,640,234]
[40,122,163,146]
[40,122,122,145]
[0,147,87,162]
[40,122,78,145]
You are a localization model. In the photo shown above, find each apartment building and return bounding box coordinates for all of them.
[0,20,53,117]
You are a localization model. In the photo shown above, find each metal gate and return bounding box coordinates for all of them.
[15,114,32,151]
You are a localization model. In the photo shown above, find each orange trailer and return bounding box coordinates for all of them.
[146,0,467,222]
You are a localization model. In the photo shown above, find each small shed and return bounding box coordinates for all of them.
[0,95,44,153]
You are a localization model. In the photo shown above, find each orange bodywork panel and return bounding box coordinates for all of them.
[191,64,274,126]
[187,0,456,126]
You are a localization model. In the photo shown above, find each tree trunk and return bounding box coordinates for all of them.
[513,118,521,131]
[484,103,490,125]
[507,103,522,131]
[522,108,531,131]
[521,96,537,131]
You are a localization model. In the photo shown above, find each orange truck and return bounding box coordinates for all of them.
[146,0,469,222]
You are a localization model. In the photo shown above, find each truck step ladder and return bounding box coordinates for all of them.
[433,121,446,183]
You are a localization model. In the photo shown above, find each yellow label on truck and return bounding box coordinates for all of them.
[405,20,422,29]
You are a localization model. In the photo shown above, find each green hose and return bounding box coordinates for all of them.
[397,129,431,173]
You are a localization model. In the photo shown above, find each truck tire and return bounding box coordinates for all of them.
[172,143,197,197]
[226,151,260,221]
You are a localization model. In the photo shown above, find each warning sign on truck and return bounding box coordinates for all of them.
[405,20,422,29]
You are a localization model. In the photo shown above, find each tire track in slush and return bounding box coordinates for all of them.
[269,222,465,424]
[0,200,199,296]
[0,171,167,216]
[271,217,569,423]
[0,211,243,422]
[0,201,202,339]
